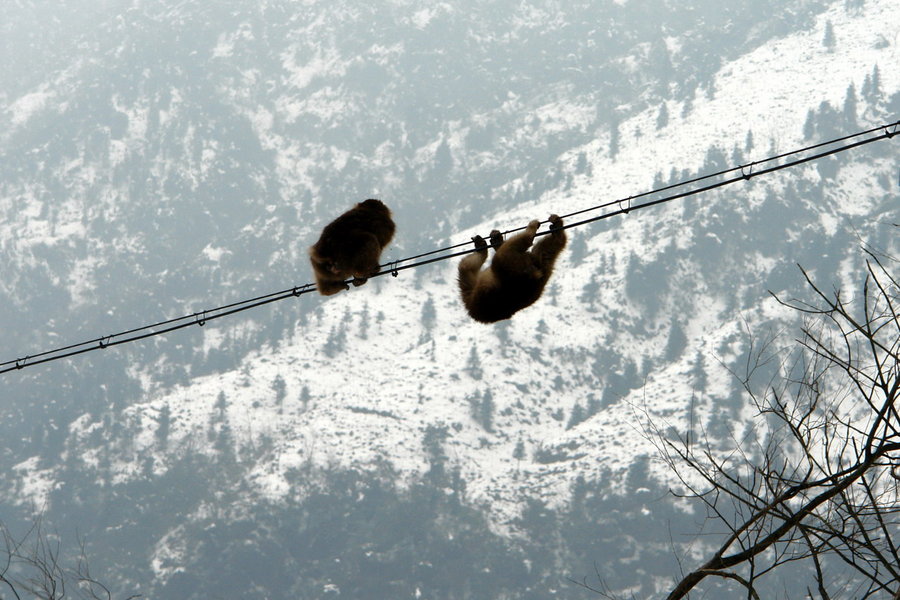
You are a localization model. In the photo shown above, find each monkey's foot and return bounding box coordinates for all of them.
[548,214,563,230]
[472,235,488,251]
[351,277,368,287]
[489,230,504,248]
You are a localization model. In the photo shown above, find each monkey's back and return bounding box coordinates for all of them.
[314,201,395,254]
[463,271,545,323]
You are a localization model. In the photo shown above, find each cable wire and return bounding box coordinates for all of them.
[2,120,897,375]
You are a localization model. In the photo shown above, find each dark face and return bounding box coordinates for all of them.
[312,255,341,274]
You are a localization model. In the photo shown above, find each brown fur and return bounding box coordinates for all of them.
[309,199,396,295]
[458,215,567,323]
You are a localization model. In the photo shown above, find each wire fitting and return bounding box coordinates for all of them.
[741,162,756,180]
[195,311,207,327]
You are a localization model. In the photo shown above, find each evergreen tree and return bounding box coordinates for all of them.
[479,389,495,432]
[690,350,708,392]
[358,303,370,339]
[580,275,599,311]
[420,295,436,332]
[576,152,589,175]
[536,319,549,344]
[323,323,347,357]
[823,20,836,51]
[648,37,673,95]
[656,102,669,130]
[842,83,858,128]
[566,403,586,430]
[299,385,311,411]
[863,64,882,104]
[513,438,526,462]
[271,375,286,410]
[567,231,588,266]
[155,403,171,451]
[609,116,620,159]
[665,320,688,361]
[213,411,236,466]
[466,345,483,380]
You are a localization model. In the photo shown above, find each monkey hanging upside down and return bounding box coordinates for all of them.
[457,215,567,323]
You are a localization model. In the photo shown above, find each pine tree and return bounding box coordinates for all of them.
[513,439,526,461]
[575,151,589,174]
[609,116,620,159]
[690,350,708,392]
[864,64,882,104]
[567,231,588,266]
[323,323,347,357]
[358,303,369,339]
[656,103,669,130]
[480,389,495,432]
[271,375,286,411]
[466,345,483,380]
[566,404,586,430]
[842,83,858,127]
[420,295,436,332]
[155,403,171,451]
[581,275,599,311]
[665,321,688,361]
[823,20,836,51]
[299,386,311,411]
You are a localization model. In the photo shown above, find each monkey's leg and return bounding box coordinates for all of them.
[458,236,489,297]
[495,220,539,255]
[346,233,387,287]
[530,215,567,267]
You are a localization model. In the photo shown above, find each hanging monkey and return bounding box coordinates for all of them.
[457,215,567,323]
[309,199,396,295]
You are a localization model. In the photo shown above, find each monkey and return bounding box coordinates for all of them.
[309,199,396,295]
[457,214,567,323]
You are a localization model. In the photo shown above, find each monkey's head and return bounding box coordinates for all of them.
[358,198,390,215]
[309,250,342,276]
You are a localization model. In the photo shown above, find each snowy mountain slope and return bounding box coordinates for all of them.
[57,0,898,533]
[1,0,898,596]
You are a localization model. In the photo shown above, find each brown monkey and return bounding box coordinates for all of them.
[309,199,396,295]
[458,215,567,323]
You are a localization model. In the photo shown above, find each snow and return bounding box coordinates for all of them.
[12,457,55,511]
[12,0,899,531]
[559,0,899,217]
[8,89,53,126]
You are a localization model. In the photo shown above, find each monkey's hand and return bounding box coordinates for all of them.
[472,235,488,251]
[548,214,563,231]
[489,230,504,249]
[351,277,368,287]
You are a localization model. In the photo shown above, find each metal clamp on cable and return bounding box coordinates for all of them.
[741,162,755,180]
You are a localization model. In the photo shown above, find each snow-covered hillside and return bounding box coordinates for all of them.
[1,0,898,596]
[85,0,900,532]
